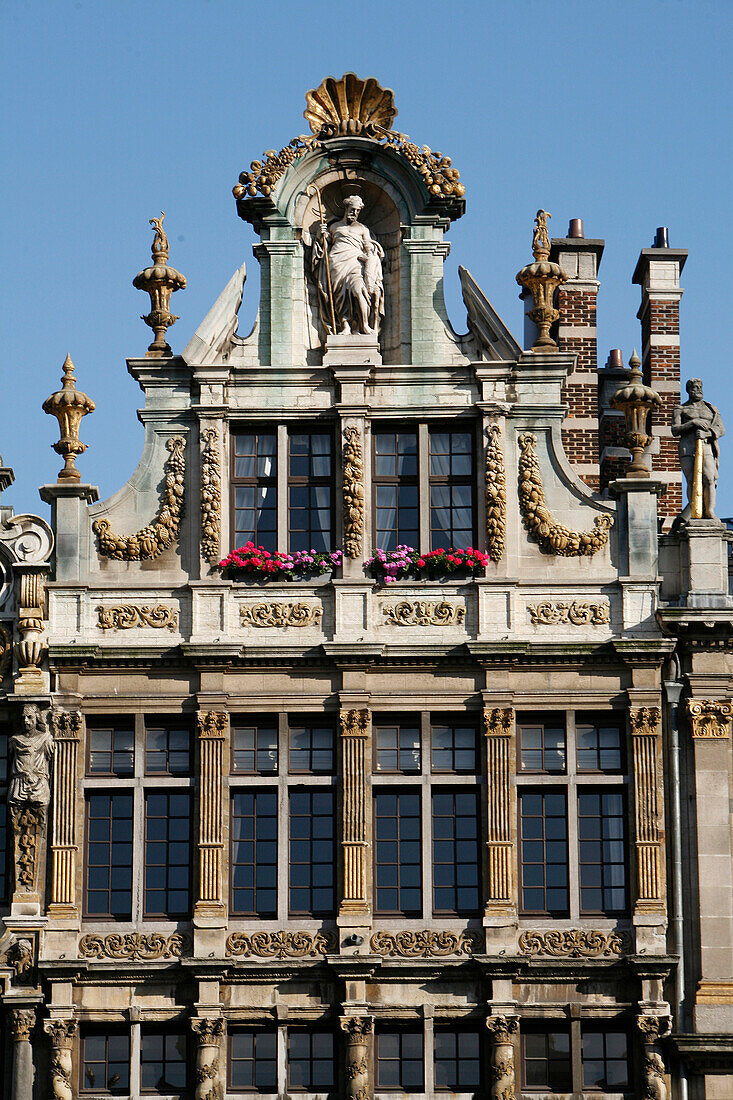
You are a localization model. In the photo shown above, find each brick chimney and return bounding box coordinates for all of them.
[632,232,687,527]
[550,224,605,489]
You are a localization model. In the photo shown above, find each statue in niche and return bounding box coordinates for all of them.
[310,194,384,337]
[9,703,54,808]
[672,378,725,521]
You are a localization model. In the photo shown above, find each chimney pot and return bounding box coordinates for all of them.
[653,226,670,248]
[568,218,584,239]
[608,349,623,368]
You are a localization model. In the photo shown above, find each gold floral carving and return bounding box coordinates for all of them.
[527,600,610,626]
[225,930,338,959]
[200,427,221,565]
[343,426,364,558]
[485,423,506,562]
[240,602,323,629]
[96,604,179,631]
[370,930,480,958]
[518,433,613,556]
[518,929,632,958]
[687,699,733,739]
[93,436,186,560]
[78,932,189,961]
[382,600,465,627]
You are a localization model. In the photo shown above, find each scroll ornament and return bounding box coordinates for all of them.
[370,930,480,958]
[527,600,610,626]
[382,600,465,627]
[343,426,365,558]
[518,929,632,958]
[45,1019,76,1100]
[78,932,189,961]
[518,433,613,556]
[240,602,323,628]
[226,930,338,959]
[93,436,186,560]
[687,699,733,739]
[200,427,222,565]
[96,604,179,631]
[485,422,506,562]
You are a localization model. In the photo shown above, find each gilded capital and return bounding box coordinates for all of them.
[340,708,369,738]
[486,1014,519,1044]
[44,1018,76,1048]
[197,711,228,740]
[340,1014,374,1037]
[629,706,661,737]
[688,699,733,739]
[9,1007,36,1041]
[483,707,513,737]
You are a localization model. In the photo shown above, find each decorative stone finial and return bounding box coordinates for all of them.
[516,209,568,350]
[42,354,95,482]
[610,349,662,477]
[132,212,187,357]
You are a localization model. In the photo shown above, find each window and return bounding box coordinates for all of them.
[144,791,191,918]
[577,718,624,772]
[519,717,566,773]
[374,790,421,915]
[289,720,335,774]
[432,789,480,914]
[229,1030,277,1092]
[85,792,134,918]
[376,1029,424,1092]
[431,718,477,773]
[231,790,277,916]
[434,1028,481,1091]
[287,1031,335,1092]
[288,430,333,553]
[232,429,277,552]
[375,720,421,773]
[429,427,474,549]
[232,719,278,774]
[81,1030,130,1094]
[87,721,134,776]
[582,1028,631,1091]
[519,791,569,916]
[141,1030,187,1095]
[145,721,191,775]
[522,1025,572,1091]
[373,428,419,550]
[289,789,335,916]
[578,790,627,915]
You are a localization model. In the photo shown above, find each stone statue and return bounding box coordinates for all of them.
[311,194,384,336]
[9,703,54,807]
[671,378,725,521]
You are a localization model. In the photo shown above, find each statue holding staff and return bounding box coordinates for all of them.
[310,194,384,337]
[671,378,725,521]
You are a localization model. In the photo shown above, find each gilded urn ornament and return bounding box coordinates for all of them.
[610,350,662,477]
[133,212,187,356]
[42,353,95,481]
[516,209,568,350]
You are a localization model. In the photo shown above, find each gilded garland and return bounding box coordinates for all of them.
[518,433,613,556]
[343,426,364,558]
[200,427,222,565]
[527,600,610,626]
[485,423,506,562]
[93,436,186,561]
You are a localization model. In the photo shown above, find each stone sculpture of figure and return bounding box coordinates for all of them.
[671,378,725,521]
[9,704,54,807]
[311,195,384,337]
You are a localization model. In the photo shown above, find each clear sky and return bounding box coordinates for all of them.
[2,0,732,515]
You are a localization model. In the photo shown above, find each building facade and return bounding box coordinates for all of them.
[2,74,733,1099]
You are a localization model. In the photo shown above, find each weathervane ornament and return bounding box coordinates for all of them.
[133,212,187,357]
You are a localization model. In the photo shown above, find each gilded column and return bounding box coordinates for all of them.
[190,1017,225,1100]
[44,1018,76,1100]
[49,709,82,916]
[483,708,515,914]
[339,709,370,916]
[9,1008,36,1100]
[195,712,227,919]
[485,1015,518,1100]
[629,707,665,911]
[340,1015,373,1100]
[636,1015,668,1100]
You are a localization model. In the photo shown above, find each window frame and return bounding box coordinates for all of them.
[371,424,420,551]
[427,423,477,551]
[85,717,135,778]
[373,716,422,775]
[375,1026,425,1093]
[433,1025,482,1092]
[286,1028,336,1094]
[230,787,279,918]
[230,427,278,553]
[80,1027,131,1096]
[228,1027,278,1094]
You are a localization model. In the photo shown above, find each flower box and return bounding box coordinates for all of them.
[364,545,488,585]
[220,543,343,581]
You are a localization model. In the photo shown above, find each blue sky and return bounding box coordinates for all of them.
[2,0,732,514]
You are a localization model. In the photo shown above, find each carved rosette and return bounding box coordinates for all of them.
[96,604,178,631]
[9,1007,36,1042]
[518,929,632,958]
[340,709,370,914]
[240,602,322,629]
[629,707,664,910]
[226,930,338,959]
[370,929,479,958]
[196,712,227,911]
[382,601,465,627]
[340,1015,373,1100]
[50,709,82,912]
[93,436,186,560]
[636,1015,669,1100]
[486,1015,518,1100]
[44,1019,77,1100]
[687,699,733,739]
[78,931,189,961]
[343,426,365,558]
[191,1018,225,1100]
[484,708,514,912]
[201,427,222,564]
[485,422,506,562]
[518,433,613,556]
[527,600,610,626]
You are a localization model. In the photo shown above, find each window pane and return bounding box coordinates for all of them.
[288,1031,334,1090]
[289,722,334,773]
[85,793,133,918]
[375,722,421,773]
[231,790,278,916]
[233,430,277,552]
[520,791,568,915]
[289,790,335,916]
[82,1030,130,1093]
[144,792,191,918]
[145,723,190,776]
[375,791,422,916]
[432,789,479,913]
[578,789,627,915]
[288,430,333,552]
[519,720,566,773]
[431,720,477,773]
[232,720,278,774]
[522,1027,572,1091]
[377,1030,424,1092]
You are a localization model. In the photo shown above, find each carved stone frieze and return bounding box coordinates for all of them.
[343,426,365,558]
[201,427,222,565]
[78,932,190,961]
[225,930,338,959]
[518,433,613,556]
[688,699,733,739]
[240,602,323,629]
[96,604,179,631]
[485,422,506,562]
[93,436,186,560]
[382,600,465,627]
[518,929,632,958]
[10,806,44,891]
[370,929,480,958]
[527,600,610,626]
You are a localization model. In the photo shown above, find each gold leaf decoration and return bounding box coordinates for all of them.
[485,423,506,562]
[343,426,364,558]
[370,929,480,958]
[226,930,337,959]
[304,72,397,136]
[527,600,610,626]
[240,602,323,629]
[201,427,222,564]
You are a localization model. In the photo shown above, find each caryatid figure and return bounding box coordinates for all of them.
[9,703,54,808]
[671,378,725,521]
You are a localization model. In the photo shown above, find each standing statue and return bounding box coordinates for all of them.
[671,378,725,521]
[9,703,54,807]
[311,194,384,337]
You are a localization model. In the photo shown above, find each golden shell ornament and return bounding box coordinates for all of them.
[304,73,397,136]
